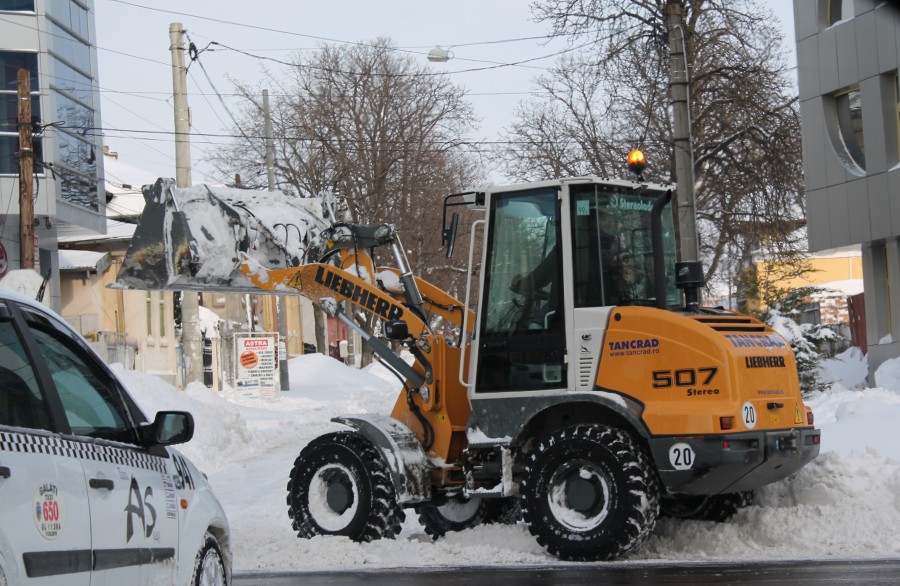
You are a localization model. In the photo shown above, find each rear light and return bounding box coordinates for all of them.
[812,434,820,445]
[722,440,731,450]
[806,410,814,425]
[719,416,734,430]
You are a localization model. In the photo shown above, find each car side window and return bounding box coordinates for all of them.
[0,315,52,431]
[27,323,136,443]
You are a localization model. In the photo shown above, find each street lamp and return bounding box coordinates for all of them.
[427,46,453,62]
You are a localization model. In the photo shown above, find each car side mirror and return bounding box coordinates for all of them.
[149,411,194,446]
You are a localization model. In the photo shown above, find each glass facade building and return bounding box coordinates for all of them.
[0,0,105,308]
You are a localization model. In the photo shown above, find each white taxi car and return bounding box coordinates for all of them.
[0,288,230,585]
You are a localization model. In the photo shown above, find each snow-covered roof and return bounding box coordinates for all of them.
[812,279,864,297]
[58,218,136,245]
[58,249,111,274]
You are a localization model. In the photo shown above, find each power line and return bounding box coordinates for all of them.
[105,0,575,53]
[101,1,601,76]
[94,86,543,98]
[185,37,267,162]
[210,36,602,78]
[93,125,618,152]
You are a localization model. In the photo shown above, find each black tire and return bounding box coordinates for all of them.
[417,494,521,538]
[286,431,404,542]
[661,490,754,522]
[192,533,227,586]
[520,424,660,561]
[416,495,493,538]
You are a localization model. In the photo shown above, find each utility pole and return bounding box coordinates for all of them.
[263,89,291,391]
[170,22,203,386]
[667,0,699,264]
[17,69,34,270]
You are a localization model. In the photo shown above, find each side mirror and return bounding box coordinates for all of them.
[149,411,194,446]
[442,212,459,259]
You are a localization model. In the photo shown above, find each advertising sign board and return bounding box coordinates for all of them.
[235,333,278,399]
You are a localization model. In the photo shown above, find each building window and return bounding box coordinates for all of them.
[53,90,98,210]
[829,86,866,173]
[146,292,153,339]
[0,52,42,175]
[895,74,900,163]
[47,0,90,42]
[827,0,854,25]
[0,0,34,11]
[46,20,92,75]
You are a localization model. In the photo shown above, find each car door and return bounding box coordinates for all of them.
[19,305,180,586]
[0,300,91,586]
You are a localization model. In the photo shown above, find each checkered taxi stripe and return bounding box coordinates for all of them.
[0,431,167,473]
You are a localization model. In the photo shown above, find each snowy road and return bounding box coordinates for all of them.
[116,348,900,572]
[232,559,900,585]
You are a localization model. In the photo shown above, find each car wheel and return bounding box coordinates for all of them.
[192,533,226,586]
[520,424,659,561]
[286,432,404,542]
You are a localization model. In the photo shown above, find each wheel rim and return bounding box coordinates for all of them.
[308,463,359,531]
[547,459,611,531]
[436,497,482,523]
[197,548,225,586]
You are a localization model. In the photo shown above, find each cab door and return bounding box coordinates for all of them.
[20,307,179,586]
[0,302,91,585]
[473,187,568,393]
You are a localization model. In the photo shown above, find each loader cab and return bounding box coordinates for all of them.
[468,177,677,395]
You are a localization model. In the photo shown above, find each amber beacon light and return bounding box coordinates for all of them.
[627,149,647,180]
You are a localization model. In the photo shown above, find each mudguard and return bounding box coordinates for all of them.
[332,414,432,505]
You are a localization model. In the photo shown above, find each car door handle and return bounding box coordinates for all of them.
[0,466,10,479]
[89,477,114,490]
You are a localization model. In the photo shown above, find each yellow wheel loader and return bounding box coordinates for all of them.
[116,156,820,561]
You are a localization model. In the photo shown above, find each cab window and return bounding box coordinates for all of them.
[0,310,51,431]
[27,323,135,443]
[570,185,679,307]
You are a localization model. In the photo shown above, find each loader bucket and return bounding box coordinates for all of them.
[112,178,325,293]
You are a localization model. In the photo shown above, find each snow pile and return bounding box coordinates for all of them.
[197,306,221,340]
[112,365,255,471]
[818,346,868,389]
[115,347,900,570]
[0,269,48,304]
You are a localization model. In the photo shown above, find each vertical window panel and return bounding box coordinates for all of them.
[0,0,34,12]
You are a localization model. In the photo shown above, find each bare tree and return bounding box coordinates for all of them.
[497,0,805,299]
[210,39,484,362]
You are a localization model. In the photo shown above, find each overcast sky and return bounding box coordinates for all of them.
[94,0,796,196]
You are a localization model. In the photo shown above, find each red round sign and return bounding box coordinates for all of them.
[0,241,8,278]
